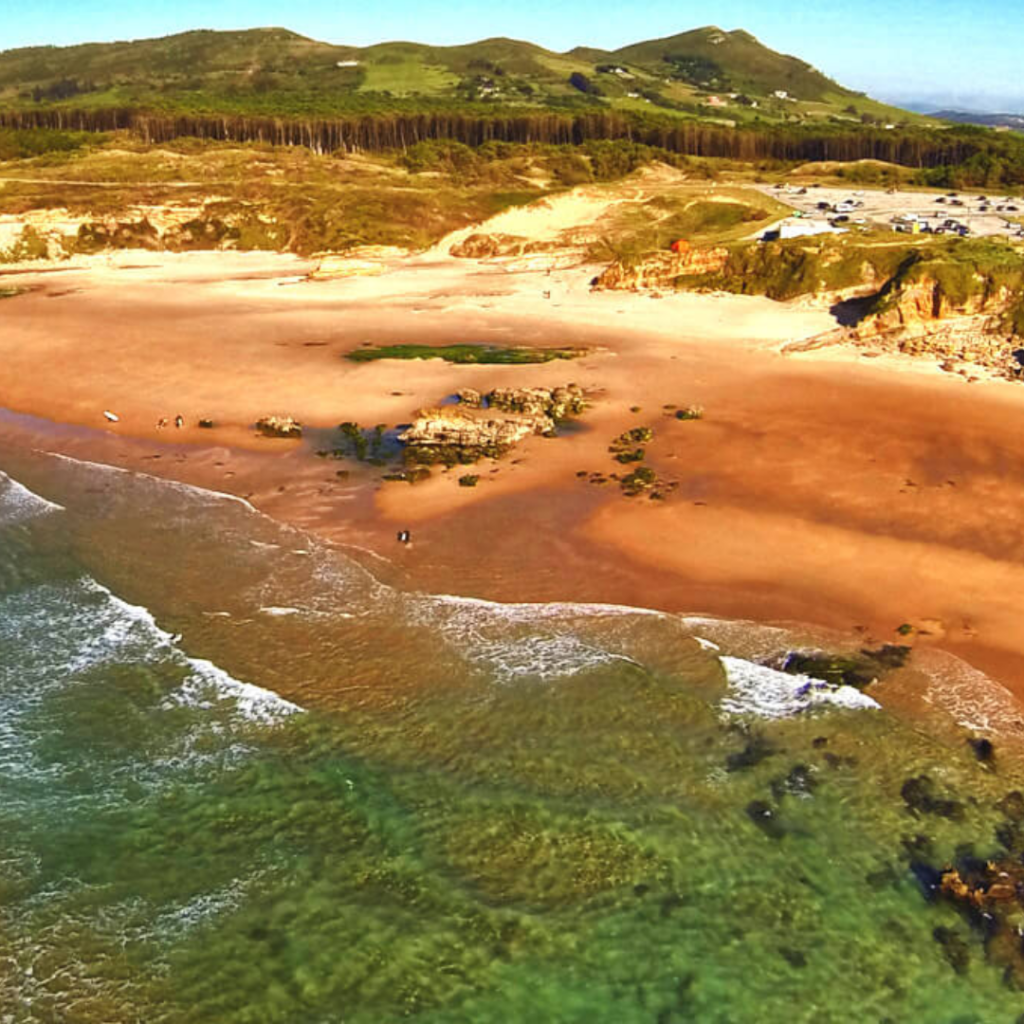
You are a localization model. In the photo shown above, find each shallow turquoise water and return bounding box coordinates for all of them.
[2,452,1024,1023]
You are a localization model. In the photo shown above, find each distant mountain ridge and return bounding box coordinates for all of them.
[932,110,1024,131]
[0,25,914,124]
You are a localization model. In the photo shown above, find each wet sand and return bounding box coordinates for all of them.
[5,248,1024,722]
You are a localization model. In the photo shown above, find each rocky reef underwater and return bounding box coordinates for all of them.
[4,451,1024,1022]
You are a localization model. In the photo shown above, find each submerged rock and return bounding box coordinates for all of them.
[781,645,910,691]
[724,731,777,772]
[933,926,971,975]
[901,775,964,820]
[771,763,818,800]
[922,851,1024,987]
[997,791,1024,822]
[968,736,996,764]
[745,800,786,839]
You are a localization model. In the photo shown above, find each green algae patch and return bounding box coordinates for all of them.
[444,806,658,908]
[346,344,586,365]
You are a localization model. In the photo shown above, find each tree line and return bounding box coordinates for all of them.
[1,106,1021,180]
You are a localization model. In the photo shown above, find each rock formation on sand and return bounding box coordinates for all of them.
[593,246,729,291]
[457,385,587,419]
[809,263,1024,378]
[401,385,586,464]
[449,233,534,259]
[256,416,303,438]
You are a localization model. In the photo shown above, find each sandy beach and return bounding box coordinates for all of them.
[6,232,1024,728]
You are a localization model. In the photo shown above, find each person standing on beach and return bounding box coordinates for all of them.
[174,414,184,429]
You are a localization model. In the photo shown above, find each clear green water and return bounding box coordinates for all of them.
[2,451,1024,1023]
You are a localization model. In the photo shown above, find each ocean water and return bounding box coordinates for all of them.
[2,451,1024,1023]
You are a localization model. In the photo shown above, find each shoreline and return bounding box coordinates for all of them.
[5,248,1024,734]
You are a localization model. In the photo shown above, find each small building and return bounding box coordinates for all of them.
[763,220,846,241]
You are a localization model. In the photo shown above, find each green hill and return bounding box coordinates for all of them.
[611,27,852,102]
[0,25,917,124]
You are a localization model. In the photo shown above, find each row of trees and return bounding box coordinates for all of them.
[2,106,1023,180]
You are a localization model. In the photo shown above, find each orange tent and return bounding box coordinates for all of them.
[670,239,691,253]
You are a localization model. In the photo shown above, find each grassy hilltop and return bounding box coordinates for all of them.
[0,25,917,125]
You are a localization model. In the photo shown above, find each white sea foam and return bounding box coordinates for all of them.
[153,876,257,938]
[406,592,670,682]
[41,449,129,474]
[427,592,670,622]
[682,615,799,662]
[912,647,1024,737]
[0,472,64,525]
[79,581,302,723]
[166,658,301,725]
[39,450,259,512]
[463,633,642,682]
[720,656,881,719]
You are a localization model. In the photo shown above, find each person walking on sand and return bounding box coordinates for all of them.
[174,414,184,429]
[156,417,168,429]
[397,530,411,544]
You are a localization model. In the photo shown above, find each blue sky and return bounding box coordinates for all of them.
[4,0,1022,111]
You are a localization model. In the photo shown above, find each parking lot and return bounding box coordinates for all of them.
[753,183,1024,241]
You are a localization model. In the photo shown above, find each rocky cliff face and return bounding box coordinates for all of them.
[0,203,284,263]
[861,276,1018,337]
[450,233,533,259]
[785,265,1024,378]
[593,246,729,291]
[841,263,1024,376]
